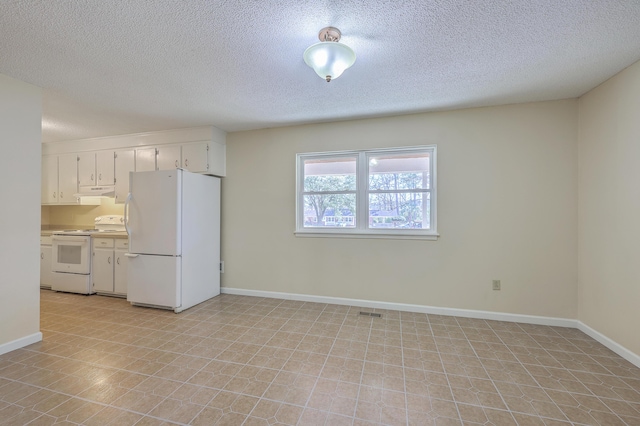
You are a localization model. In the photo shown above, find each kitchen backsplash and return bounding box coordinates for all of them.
[41,206,50,225]
[43,198,125,227]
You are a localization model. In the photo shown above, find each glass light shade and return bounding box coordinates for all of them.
[303,41,356,82]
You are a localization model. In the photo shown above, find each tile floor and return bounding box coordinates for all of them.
[0,290,639,425]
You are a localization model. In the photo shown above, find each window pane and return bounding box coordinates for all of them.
[369,152,430,190]
[369,192,430,229]
[304,157,357,192]
[303,194,356,228]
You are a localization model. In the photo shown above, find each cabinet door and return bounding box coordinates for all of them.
[42,155,58,204]
[114,149,135,204]
[58,154,78,203]
[136,148,156,172]
[157,145,181,171]
[93,248,114,293]
[182,142,209,173]
[97,151,115,185]
[208,142,226,177]
[78,152,96,186]
[114,248,128,295]
[40,245,53,288]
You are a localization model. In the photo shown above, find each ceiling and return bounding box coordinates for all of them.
[2,1,640,144]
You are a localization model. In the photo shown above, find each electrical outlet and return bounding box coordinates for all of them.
[492,280,501,291]
[220,261,224,273]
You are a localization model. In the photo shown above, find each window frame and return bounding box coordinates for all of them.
[296,146,438,240]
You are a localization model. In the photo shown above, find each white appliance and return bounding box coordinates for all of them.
[51,215,126,294]
[124,169,220,313]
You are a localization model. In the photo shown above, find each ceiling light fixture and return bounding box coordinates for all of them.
[303,27,356,82]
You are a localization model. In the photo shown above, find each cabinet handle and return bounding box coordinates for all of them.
[99,173,102,181]
[175,160,179,168]
[60,192,63,198]
[185,159,189,167]
[116,257,120,265]
[108,256,111,264]
[91,173,94,181]
[53,192,56,198]
[41,253,44,259]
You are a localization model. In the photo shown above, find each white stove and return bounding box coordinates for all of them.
[51,216,126,294]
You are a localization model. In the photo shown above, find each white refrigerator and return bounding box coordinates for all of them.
[124,169,220,313]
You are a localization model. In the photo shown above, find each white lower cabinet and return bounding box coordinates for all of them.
[92,238,128,296]
[40,235,54,289]
[114,246,128,294]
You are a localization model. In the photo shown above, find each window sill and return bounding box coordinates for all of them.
[294,230,439,241]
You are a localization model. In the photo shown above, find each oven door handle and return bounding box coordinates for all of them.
[124,253,138,258]
[52,236,90,243]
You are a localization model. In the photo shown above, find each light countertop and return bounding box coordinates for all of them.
[41,227,128,239]
[92,232,128,239]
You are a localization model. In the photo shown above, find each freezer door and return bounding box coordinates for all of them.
[126,254,181,309]
[128,170,181,255]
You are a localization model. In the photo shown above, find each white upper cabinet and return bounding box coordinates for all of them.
[52,154,78,204]
[97,151,115,185]
[41,129,226,205]
[181,141,226,176]
[133,142,225,176]
[57,153,79,203]
[77,152,96,186]
[208,142,226,177]
[114,149,135,204]
[79,151,115,186]
[157,145,181,171]
[42,154,81,205]
[136,148,156,172]
[42,155,58,204]
[182,142,209,173]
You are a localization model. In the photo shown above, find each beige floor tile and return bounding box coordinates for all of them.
[2,290,639,426]
[64,401,105,424]
[1,407,43,425]
[187,406,224,425]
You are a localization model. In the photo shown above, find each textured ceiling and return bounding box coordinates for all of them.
[1,0,640,143]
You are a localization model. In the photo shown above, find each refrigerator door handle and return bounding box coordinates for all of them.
[124,253,139,258]
[124,193,132,235]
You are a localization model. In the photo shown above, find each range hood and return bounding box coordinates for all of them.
[74,185,115,199]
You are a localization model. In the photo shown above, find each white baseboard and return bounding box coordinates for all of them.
[0,332,43,356]
[220,287,577,327]
[577,322,640,368]
[221,288,640,368]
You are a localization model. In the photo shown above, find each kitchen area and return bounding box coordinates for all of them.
[40,126,226,313]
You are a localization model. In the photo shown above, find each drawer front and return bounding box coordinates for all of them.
[115,239,129,249]
[41,236,52,245]
[93,238,115,249]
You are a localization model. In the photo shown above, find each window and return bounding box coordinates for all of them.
[296,146,437,239]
